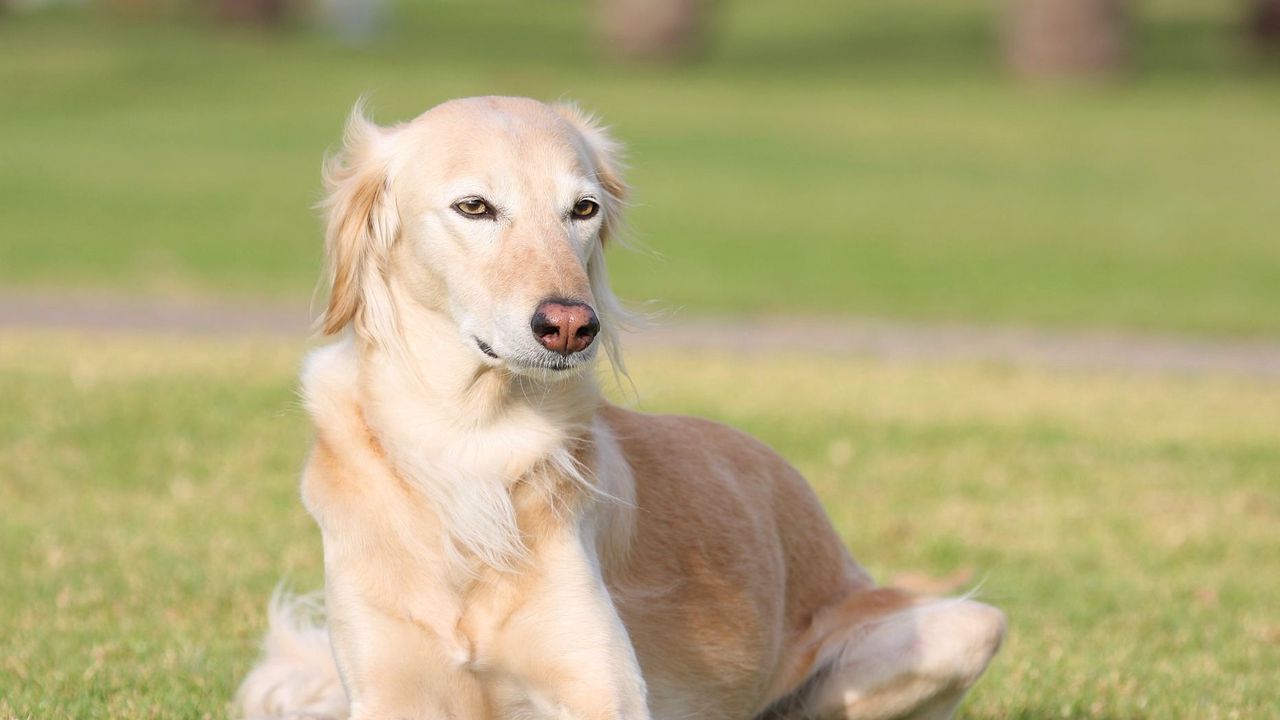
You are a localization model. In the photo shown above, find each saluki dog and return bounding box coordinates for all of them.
[235,96,1004,720]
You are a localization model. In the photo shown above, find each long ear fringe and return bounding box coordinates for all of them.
[588,245,638,381]
[554,101,663,395]
[552,101,664,395]
[551,101,631,246]
[316,100,397,337]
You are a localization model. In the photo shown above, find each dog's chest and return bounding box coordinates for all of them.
[450,575,520,670]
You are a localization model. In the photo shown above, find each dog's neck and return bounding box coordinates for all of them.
[332,289,603,569]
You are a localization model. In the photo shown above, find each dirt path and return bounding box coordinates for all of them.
[4,291,1280,378]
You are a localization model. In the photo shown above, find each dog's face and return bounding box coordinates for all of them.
[320,97,627,376]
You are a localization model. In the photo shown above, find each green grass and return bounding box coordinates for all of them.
[3,1,1280,334]
[2,332,1277,718]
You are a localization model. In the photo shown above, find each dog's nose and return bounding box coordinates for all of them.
[531,300,600,355]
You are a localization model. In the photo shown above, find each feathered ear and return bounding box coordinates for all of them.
[319,102,399,336]
[552,102,629,244]
[552,101,641,379]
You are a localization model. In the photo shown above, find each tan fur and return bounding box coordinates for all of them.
[236,97,1004,720]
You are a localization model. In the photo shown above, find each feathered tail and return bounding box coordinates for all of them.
[234,590,349,720]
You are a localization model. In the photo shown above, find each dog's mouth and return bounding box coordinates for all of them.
[538,355,578,372]
[474,336,588,374]
[474,337,500,359]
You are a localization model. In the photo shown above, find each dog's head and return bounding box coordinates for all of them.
[319,96,629,377]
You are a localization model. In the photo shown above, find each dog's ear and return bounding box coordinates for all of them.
[319,102,399,336]
[552,102,628,243]
[553,102,640,377]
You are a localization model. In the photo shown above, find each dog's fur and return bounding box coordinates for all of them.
[235,96,1005,720]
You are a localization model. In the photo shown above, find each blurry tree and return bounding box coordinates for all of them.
[595,0,713,60]
[216,0,287,26]
[318,0,389,44]
[1005,0,1127,79]
[1247,0,1280,48]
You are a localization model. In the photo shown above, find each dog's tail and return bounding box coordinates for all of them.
[235,589,349,720]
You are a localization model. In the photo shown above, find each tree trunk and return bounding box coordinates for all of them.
[1247,0,1280,48]
[595,0,711,61]
[216,0,288,27]
[1005,0,1127,79]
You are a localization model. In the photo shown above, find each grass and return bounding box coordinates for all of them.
[2,3,1278,715]
[3,1,1280,334]
[1,331,1277,718]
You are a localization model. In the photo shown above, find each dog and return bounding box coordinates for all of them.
[235,96,1005,720]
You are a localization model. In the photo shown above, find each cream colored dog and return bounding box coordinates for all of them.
[235,96,1005,720]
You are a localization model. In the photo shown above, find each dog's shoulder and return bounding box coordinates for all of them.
[296,340,432,539]
[296,339,375,519]
[300,339,361,431]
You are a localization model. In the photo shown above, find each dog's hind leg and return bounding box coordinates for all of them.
[779,590,1005,720]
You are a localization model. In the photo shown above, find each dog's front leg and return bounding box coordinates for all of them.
[322,547,488,720]
[487,528,650,720]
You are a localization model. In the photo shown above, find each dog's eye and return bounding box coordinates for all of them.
[453,198,494,219]
[571,199,600,220]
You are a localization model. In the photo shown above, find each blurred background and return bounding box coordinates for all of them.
[3,1,1280,718]
[2,0,1278,332]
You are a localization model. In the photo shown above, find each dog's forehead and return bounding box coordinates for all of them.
[404,97,589,180]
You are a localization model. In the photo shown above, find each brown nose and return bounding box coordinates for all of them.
[531,299,600,355]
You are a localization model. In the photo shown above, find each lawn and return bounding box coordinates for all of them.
[3,1,1280,334]
[1,332,1277,718]
[3,2,1279,717]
